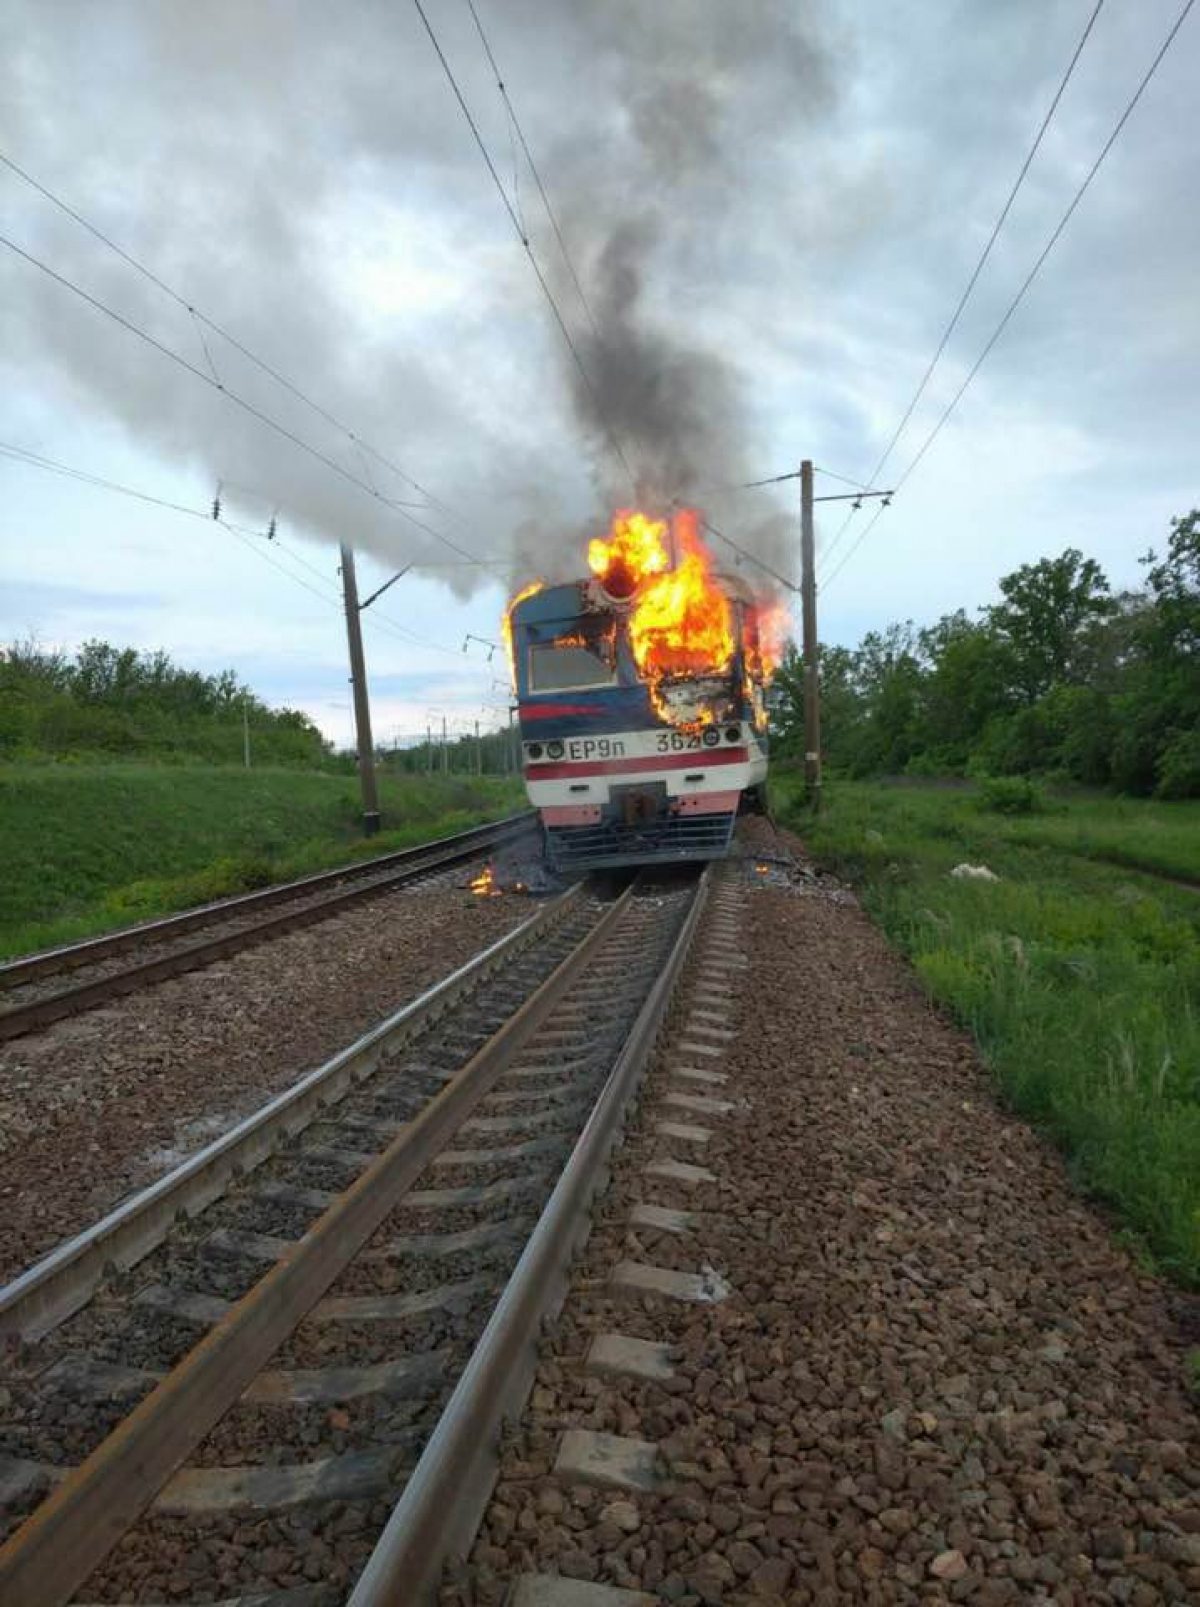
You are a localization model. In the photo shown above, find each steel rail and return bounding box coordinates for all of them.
[351,865,711,1605]
[0,881,634,1607]
[0,813,537,1043]
[0,809,535,989]
[0,880,579,1342]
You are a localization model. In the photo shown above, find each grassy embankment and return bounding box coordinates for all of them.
[775,775,1200,1287]
[0,763,525,960]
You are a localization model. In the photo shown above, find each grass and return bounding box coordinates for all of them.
[876,779,1200,884]
[775,772,1200,1287]
[0,762,525,959]
[983,791,1200,885]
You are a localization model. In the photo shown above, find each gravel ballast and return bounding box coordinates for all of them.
[455,842,1200,1605]
[0,877,530,1281]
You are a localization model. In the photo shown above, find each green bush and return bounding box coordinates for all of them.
[977,775,1046,815]
[1156,730,1200,801]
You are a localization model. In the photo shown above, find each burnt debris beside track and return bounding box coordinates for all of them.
[0,811,536,1043]
[0,864,709,1605]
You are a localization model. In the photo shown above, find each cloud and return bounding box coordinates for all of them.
[1,0,1196,726]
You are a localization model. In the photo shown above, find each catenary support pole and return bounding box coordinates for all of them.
[338,543,381,836]
[242,698,250,770]
[799,460,822,812]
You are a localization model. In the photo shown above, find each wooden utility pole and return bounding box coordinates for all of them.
[338,543,381,836]
[799,459,822,811]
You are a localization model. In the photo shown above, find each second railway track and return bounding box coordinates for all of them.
[0,810,537,1043]
[0,861,710,1605]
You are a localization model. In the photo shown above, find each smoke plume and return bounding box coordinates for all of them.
[2,0,838,593]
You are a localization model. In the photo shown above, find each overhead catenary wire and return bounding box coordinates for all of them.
[410,0,638,495]
[0,440,474,661]
[692,511,800,596]
[705,463,873,494]
[0,149,468,525]
[462,0,602,343]
[0,229,488,566]
[819,0,1109,575]
[821,0,1194,591]
[870,0,1106,488]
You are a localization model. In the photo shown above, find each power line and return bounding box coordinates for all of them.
[693,511,800,595]
[820,0,1108,575]
[411,0,638,494]
[875,0,1106,487]
[893,0,1193,495]
[0,149,467,525]
[820,502,889,592]
[685,463,872,500]
[462,0,602,342]
[822,0,1194,590]
[813,465,875,492]
[0,439,475,660]
[0,231,485,566]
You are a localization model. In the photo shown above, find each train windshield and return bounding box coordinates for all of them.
[528,620,617,692]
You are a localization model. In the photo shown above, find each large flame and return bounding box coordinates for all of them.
[587,510,670,599]
[589,508,735,720]
[746,596,789,680]
[504,508,783,728]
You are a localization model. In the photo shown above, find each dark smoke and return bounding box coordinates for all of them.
[2,0,838,593]
[533,0,837,582]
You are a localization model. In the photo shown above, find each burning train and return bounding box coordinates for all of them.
[505,508,781,871]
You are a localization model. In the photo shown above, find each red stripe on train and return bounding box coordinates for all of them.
[529,748,748,780]
[518,703,606,720]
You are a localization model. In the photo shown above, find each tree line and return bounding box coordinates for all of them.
[1,639,329,767]
[771,510,1199,799]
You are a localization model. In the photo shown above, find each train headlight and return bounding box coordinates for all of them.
[702,728,720,748]
[546,740,565,759]
[724,725,741,743]
[527,742,544,760]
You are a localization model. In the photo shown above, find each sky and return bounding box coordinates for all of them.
[2,0,1196,748]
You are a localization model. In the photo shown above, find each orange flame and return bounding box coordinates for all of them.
[751,597,789,678]
[588,508,735,721]
[470,865,501,896]
[502,578,545,687]
[587,510,670,599]
[504,508,781,728]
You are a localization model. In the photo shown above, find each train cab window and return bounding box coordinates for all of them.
[529,643,617,692]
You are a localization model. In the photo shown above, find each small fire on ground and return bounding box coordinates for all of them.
[469,864,528,897]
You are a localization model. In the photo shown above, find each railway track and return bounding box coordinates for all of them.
[0,862,710,1605]
[0,810,537,1043]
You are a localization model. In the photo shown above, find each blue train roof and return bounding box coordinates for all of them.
[510,581,590,629]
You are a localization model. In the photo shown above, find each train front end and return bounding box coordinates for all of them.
[506,511,775,872]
